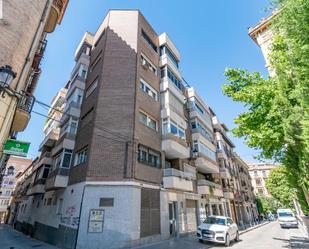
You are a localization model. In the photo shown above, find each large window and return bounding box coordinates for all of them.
[162,67,183,91]
[139,111,157,130]
[53,149,73,170]
[141,30,157,52]
[138,144,161,168]
[74,146,88,166]
[162,118,185,139]
[141,54,157,75]
[140,79,158,101]
[160,46,179,68]
[193,140,216,162]
[191,120,213,142]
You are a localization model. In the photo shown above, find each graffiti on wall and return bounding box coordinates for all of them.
[60,205,79,227]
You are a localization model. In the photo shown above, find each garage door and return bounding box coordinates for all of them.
[186,199,197,232]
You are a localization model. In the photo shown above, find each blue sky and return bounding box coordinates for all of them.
[19,0,271,162]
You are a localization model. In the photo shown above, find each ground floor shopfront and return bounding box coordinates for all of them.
[9,181,258,249]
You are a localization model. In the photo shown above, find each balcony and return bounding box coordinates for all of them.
[195,154,219,174]
[39,129,59,150]
[44,0,69,33]
[62,101,81,119]
[217,149,227,160]
[163,168,194,192]
[197,179,223,197]
[219,167,231,179]
[11,94,35,132]
[27,179,46,195]
[223,188,234,199]
[159,54,181,80]
[52,132,75,155]
[45,168,69,190]
[162,134,190,159]
[160,77,185,104]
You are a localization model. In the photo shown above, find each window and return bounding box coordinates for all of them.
[141,54,157,75]
[195,102,204,114]
[42,165,50,179]
[69,120,78,134]
[160,46,179,68]
[139,111,157,130]
[139,79,158,101]
[254,170,258,176]
[165,67,182,91]
[258,188,264,194]
[85,78,98,98]
[162,118,185,139]
[57,198,63,215]
[191,120,213,142]
[47,198,52,206]
[53,149,72,170]
[256,179,262,186]
[141,30,157,52]
[193,140,216,162]
[138,144,161,168]
[262,170,267,177]
[74,146,88,166]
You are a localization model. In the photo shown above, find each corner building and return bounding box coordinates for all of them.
[11,10,257,249]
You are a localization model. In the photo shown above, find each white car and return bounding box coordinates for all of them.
[277,209,298,228]
[197,215,239,247]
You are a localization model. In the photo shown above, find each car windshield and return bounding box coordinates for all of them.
[278,212,293,217]
[204,217,226,225]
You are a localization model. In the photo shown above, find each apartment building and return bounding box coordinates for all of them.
[0,0,69,174]
[9,10,257,249]
[0,156,32,222]
[234,155,258,227]
[248,163,277,197]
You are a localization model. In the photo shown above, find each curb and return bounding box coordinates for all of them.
[239,221,270,235]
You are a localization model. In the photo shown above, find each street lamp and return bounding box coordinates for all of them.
[0,65,17,97]
[0,65,16,86]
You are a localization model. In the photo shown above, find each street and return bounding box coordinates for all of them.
[134,221,309,249]
[1,222,308,249]
[0,224,58,249]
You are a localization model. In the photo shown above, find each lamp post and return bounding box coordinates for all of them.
[0,65,17,97]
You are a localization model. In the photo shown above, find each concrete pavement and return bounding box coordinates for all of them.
[0,224,58,249]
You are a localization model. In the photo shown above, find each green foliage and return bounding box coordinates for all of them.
[222,0,309,211]
[265,166,296,210]
[256,195,281,214]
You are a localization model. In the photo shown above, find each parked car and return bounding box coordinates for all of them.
[277,209,298,228]
[197,215,239,247]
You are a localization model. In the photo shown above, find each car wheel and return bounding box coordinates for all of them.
[225,234,230,247]
[199,239,203,243]
[235,231,240,242]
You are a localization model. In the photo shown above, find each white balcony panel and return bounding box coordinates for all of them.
[191,133,216,151]
[160,108,187,129]
[158,33,181,61]
[159,54,182,80]
[223,191,234,199]
[198,179,223,197]
[189,109,213,132]
[220,168,231,179]
[162,135,190,159]
[27,184,45,195]
[195,156,219,174]
[160,77,185,104]
[39,129,59,150]
[163,177,193,192]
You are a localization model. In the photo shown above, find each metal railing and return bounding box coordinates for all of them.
[17,92,35,113]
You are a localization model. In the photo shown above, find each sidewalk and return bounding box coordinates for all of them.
[239,221,270,234]
[0,224,58,249]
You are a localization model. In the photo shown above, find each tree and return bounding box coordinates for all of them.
[265,166,307,211]
[222,0,309,211]
[256,195,280,215]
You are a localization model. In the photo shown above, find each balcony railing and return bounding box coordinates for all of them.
[163,168,196,180]
[17,93,35,113]
[198,179,221,189]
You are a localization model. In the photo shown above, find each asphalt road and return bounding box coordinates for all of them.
[1,221,308,249]
[134,221,309,249]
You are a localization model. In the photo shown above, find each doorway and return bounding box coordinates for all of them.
[169,202,177,236]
